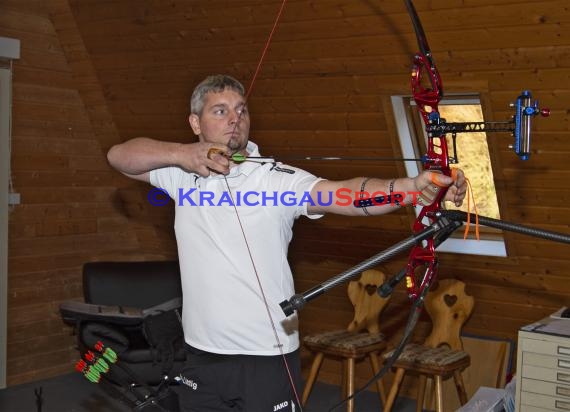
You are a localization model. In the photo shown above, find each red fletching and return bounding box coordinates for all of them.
[75,359,87,372]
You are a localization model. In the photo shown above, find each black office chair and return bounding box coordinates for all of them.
[60,261,187,411]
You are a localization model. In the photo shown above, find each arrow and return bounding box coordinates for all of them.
[230,153,427,163]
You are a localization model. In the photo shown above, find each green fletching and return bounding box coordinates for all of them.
[102,348,118,363]
[93,358,109,373]
[231,153,247,163]
[85,367,101,383]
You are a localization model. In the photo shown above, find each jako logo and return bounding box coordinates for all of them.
[273,400,289,411]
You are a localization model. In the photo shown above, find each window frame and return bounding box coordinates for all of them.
[0,36,20,389]
[391,94,507,257]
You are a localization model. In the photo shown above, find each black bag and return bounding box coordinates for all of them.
[142,299,184,377]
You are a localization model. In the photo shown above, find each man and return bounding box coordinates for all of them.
[107,74,466,411]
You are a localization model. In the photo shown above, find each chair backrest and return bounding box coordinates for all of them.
[346,269,390,334]
[424,279,474,350]
[83,261,182,308]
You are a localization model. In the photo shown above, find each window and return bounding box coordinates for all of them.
[392,95,506,257]
[0,36,20,389]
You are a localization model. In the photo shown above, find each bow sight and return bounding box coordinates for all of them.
[425,90,550,163]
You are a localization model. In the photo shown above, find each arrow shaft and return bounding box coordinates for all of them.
[237,155,424,162]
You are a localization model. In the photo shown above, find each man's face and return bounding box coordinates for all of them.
[189,89,250,153]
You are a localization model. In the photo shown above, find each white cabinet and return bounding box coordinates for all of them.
[516,319,570,411]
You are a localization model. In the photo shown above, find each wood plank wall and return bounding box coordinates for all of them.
[2,0,569,395]
[0,0,177,385]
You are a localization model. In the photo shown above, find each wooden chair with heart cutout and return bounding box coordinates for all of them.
[301,269,391,412]
[383,279,475,412]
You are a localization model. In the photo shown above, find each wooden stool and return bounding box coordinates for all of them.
[302,269,391,412]
[383,279,474,412]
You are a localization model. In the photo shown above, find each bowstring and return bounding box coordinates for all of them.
[222,178,302,408]
[221,0,303,408]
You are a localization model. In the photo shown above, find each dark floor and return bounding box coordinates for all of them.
[0,372,417,412]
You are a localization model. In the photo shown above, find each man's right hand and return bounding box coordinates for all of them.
[107,138,233,182]
[180,142,231,177]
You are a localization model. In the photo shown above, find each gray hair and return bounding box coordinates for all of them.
[190,75,246,116]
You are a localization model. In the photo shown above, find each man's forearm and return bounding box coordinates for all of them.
[310,177,415,216]
[107,137,182,175]
[309,170,464,216]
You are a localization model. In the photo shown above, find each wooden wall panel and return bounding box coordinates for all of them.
[1,0,178,386]
[77,0,568,394]
[2,0,570,399]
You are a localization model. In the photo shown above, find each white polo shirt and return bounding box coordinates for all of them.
[150,142,322,355]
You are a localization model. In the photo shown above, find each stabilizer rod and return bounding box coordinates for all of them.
[280,218,459,316]
[440,210,570,244]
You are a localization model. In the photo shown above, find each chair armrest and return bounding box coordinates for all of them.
[60,301,145,326]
